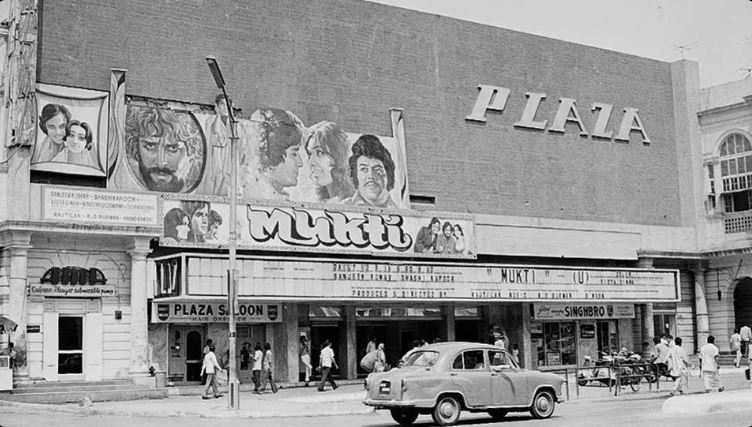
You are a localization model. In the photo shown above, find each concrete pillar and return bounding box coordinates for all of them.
[128,238,151,380]
[282,304,298,383]
[344,306,356,379]
[694,268,710,351]
[4,231,31,381]
[638,257,655,345]
[443,304,455,341]
[521,303,532,369]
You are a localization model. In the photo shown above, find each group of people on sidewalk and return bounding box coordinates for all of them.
[652,332,752,397]
[729,324,752,368]
[200,338,278,400]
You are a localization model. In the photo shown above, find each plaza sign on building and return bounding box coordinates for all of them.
[180,255,680,303]
[150,301,282,324]
[532,303,636,320]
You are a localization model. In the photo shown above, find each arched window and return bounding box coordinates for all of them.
[719,133,752,212]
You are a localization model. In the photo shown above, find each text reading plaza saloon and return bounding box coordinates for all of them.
[172,303,266,316]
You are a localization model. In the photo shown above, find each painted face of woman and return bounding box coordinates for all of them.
[66,124,88,153]
[306,137,334,186]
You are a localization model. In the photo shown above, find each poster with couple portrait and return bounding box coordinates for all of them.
[31,83,109,177]
[108,99,411,211]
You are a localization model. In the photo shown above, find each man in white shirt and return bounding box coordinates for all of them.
[199,345,223,399]
[317,339,339,392]
[667,337,690,396]
[699,335,724,393]
[740,325,752,359]
[252,342,263,394]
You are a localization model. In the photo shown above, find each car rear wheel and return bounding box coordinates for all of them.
[390,408,419,426]
[432,395,462,426]
[487,409,508,420]
[530,389,555,419]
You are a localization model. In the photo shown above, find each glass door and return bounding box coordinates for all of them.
[58,316,83,375]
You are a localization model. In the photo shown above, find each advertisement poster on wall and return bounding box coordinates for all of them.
[32,84,109,177]
[106,93,411,210]
[160,200,475,258]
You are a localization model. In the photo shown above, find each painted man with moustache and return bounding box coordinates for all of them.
[345,134,397,209]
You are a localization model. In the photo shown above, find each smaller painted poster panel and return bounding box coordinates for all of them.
[32,84,109,176]
[42,187,159,226]
[532,303,635,320]
[161,201,476,258]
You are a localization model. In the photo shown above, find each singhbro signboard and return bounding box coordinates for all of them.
[183,256,680,303]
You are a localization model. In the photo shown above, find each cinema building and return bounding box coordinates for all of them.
[0,0,708,386]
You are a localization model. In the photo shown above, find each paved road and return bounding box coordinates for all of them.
[3,393,752,427]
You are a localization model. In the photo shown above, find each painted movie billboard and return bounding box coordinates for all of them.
[106,93,410,209]
[31,84,109,176]
[161,200,475,258]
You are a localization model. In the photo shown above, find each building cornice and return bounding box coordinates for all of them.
[0,220,161,238]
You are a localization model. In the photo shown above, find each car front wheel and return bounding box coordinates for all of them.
[432,395,462,426]
[530,389,556,419]
[390,408,419,426]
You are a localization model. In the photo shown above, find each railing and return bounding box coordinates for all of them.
[724,210,752,233]
[574,362,662,397]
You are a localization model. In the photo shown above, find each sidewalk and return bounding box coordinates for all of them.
[1,367,750,419]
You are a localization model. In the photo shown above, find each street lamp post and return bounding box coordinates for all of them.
[205,55,240,409]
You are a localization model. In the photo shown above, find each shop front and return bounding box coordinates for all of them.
[147,251,680,380]
[149,300,280,384]
[531,303,637,369]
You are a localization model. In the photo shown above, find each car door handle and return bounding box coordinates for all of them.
[450,373,457,376]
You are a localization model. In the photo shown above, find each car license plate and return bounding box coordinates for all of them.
[379,381,391,394]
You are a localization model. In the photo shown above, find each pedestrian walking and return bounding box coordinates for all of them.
[262,342,278,393]
[730,328,742,368]
[653,336,670,378]
[199,345,223,400]
[699,335,725,393]
[667,337,689,396]
[317,339,338,391]
[374,343,386,373]
[252,342,263,394]
[740,324,751,359]
[201,338,213,385]
[300,335,312,386]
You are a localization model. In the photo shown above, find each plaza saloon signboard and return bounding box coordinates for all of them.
[150,301,281,323]
[160,200,476,258]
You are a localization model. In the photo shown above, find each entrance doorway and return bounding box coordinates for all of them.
[58,316,83,376]
[168,325,204,383]
[734,278,752,331]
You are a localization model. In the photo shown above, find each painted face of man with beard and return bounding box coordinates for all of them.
[137,128,188,192]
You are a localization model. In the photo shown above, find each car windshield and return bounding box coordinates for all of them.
[404,350,440,367]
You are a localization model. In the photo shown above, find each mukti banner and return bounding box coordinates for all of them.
[161,200,476,258]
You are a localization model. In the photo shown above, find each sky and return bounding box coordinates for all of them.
[370,0,752,88]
